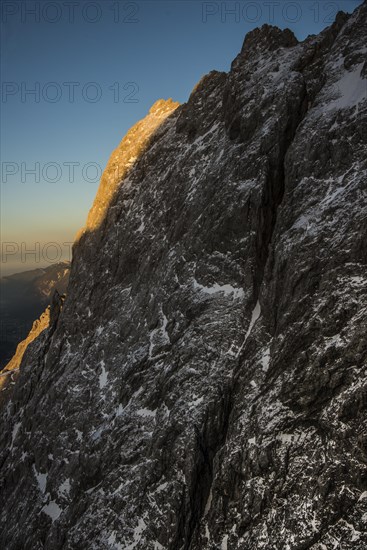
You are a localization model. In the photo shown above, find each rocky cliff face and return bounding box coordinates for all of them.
[0,291,65,404]
[0,262,70,369]
[0,4,366,549]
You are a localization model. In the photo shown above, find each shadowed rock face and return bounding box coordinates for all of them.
[0,4,366,549]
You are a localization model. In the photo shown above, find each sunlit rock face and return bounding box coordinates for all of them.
[80,98,180,235]
[1,4,366,549]
[0,262,70,369]
[0,292,65,402]
[0,308,50,393]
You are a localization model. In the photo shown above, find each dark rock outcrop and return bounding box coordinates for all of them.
[0,4,366,549]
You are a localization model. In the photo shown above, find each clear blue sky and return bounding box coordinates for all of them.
[1,0,363,274]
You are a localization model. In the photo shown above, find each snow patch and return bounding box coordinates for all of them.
[276,433,293,443]
[136,408,156,418]
[338,519,361,542]
[155,482,168,493]
[237,179,257,192]
[120,386,144,414]
[11,422,21,449]
[99,360,108,390]
[236,301,261,357]
[33,466,47,494]
[221,534,229,550]
[149,308,171,359]
[350,276,366,286]
[137,219,145,233]
[41,500,62,522]
[116,403,124,417]
[58,478,71,497]
[107,532,123,549]
[311,511,319,532]
[193,279,244,300]
[204,487,213,517]
[260,347,271,371]
[125,517,147,550]
[327,63,366,112]
[190,396,204,407]
[324,334,343,350]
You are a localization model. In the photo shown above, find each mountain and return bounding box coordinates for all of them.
[0,262,70,370]
[0,4,366,549]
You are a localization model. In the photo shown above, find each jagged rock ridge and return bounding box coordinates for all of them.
[0,4,366,549]
[0,262,70,369]
[0,291,66,404]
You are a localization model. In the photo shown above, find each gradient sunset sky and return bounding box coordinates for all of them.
[1,0,363,275]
